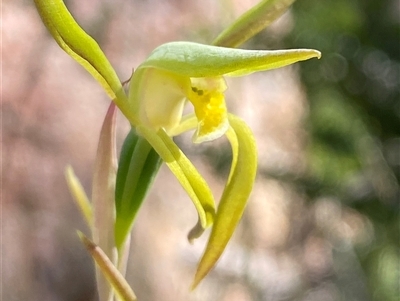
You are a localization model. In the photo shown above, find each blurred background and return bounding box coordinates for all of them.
[2,0,399,300]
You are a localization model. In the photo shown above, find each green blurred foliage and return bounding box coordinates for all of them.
[284,0,399,300]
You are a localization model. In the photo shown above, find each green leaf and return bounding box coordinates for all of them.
[136,42,321,78]
[192,114,257,289]
[114,130,162,251]
[212,0,296,48]
[115,130,140,208]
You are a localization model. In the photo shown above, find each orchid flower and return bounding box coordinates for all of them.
[127,42,320,287]
[34,0,321,298]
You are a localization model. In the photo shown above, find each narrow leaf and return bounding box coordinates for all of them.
[92,102,118,301]
[114,132,161,251]
[115,130,139,208]
[78,232,137,301]
[192,114,257,289]
[212,0,296,48]
[65,165,93,229]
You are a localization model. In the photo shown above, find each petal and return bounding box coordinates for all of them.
[167,113,198,137]
[138,42,321,78]
[212,0,296,48]
[132,68,190,131]
[192,114,257,289]
[34,0,121,99]
[137,126,216,233]
[33,0,137,125]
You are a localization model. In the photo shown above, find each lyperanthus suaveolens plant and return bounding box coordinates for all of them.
[34,0,320,300]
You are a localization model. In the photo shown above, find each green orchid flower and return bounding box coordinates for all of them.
[34,0,321,295]
[126,41,320,287]
[130,42,320,142]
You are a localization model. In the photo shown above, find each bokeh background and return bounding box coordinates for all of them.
[2,0,399,300]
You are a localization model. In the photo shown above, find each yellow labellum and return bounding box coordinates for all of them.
[188,77,229,143]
